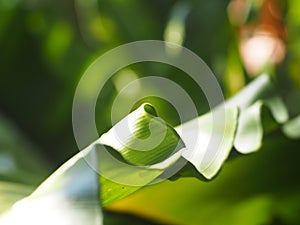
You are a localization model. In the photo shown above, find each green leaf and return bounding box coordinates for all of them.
[225,74,275,107]
[233,97,288,154]
[95,143,164,206]
[234,101,264,153]
[0,103,185,222]
[0,114,49,186]
[99,103,184,166]
[98,103,184,206]
[3,74,298,224]
[176,106,239,179]
[283,115,300,139]
[108,135,300,225]
[0,147,102,225]
[173,74,288,179]
[103,210,166,225]
[0,182,33,214]
[100,177,141,208]
[226,74,288,153]
[0,114,49,213]
[164,2,190,46]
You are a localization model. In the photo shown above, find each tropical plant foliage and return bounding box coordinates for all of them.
[1,0,300,225]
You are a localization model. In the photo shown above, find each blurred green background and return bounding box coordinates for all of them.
[1,0,300,224]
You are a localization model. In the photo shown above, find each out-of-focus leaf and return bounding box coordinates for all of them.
[234,101,264,153]
[0,182,33,214]
[164,2,190,47]
[283,115,300,139]
[0,147,102,225]
[0,114,50,213]
[0,113,100,224]
[0,114,49,185]
[103,210,167,225]
[224,42,245,96]
[226,74,275,107]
